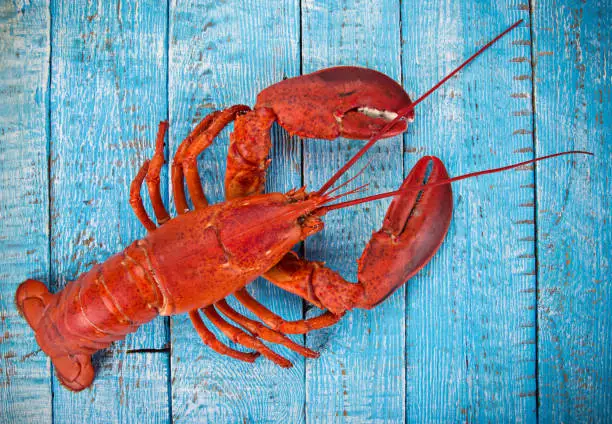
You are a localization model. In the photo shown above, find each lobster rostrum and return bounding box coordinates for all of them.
[15,20,589,392]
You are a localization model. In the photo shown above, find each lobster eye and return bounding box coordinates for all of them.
[300,215,324,238]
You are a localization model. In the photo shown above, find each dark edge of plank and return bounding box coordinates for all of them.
[48,1,54,422]
[168,2,303,421]
[532,1,610,421]
[164,0,172,421]
[399,1,408,422]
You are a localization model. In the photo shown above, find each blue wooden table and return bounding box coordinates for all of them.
[1,0,609,422]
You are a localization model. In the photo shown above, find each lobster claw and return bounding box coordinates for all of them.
[356,156,453,309]
[256,66,414,140]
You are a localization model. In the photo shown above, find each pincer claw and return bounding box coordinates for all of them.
[256,66,413,140]
[356,156,453,308]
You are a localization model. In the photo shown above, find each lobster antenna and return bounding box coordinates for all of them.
[316,151,593,214]
[316,19,524,196]
[324,157,374,197]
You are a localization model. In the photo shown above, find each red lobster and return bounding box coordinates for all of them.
[15,20,588,391]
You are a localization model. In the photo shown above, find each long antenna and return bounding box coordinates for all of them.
[316,19,524,196]
[316,151,593,214]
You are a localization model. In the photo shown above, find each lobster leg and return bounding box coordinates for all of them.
[181,105,250,209]
[233,288,343,334]
[129,121,171,230]
[171,111,222,214]
[202,306,292,368]
[129,160,157,231]
[145,121,171,225]
[215,299,319,358]
[188,310,259,363]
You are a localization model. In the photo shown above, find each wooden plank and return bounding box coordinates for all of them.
[532,0,611,421]
[168,1,304,422]
[301,1,406,422]
[401,3,537,422]
[0,1,52,422]
[49,0,169,421]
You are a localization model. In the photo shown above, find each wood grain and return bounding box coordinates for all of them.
[168,1,304,422]
[0,1,609,422]
[49,0,169,421]
[533,0,611,421]
[401,2,537,422]
[301,1,406,422]
[0,1,52,422]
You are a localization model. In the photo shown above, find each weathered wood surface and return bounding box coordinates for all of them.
[401,4,538,422]
[168,1,304,422]
[533,0,611,422]
[301,1,406,422]
[0,1,52,423]
[49,0,170,422]
[0,0,608,423]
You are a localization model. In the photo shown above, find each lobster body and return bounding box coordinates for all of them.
[19,194,319,381]
[141,193,314,315]
[29,244,159,359]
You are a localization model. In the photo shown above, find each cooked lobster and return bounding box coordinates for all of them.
[15,20,588,391]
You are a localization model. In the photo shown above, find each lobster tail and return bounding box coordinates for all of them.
[16,279,95,391]
[15,242,163,391]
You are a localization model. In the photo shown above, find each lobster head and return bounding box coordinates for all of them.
[256,67,414,140]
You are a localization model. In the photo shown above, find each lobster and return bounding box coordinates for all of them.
[15,20,589,392]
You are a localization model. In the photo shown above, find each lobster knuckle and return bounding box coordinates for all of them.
[264,252,323,308]
[146,174,161,185]
[231,108,275,162]
[265,251,305,283]
[182,153,199,169]
[256,66,413,140]
[225,165,266,200]
[311,267,365,315]
[225,108,276,199]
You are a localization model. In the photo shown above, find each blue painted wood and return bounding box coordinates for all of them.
[401,3,537,422]
[168,1,305,422]
[0,1,52,422]
[532,0,611,421]
[0,1,609,422]
[49,0,169,421]
[301,1,406,422]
